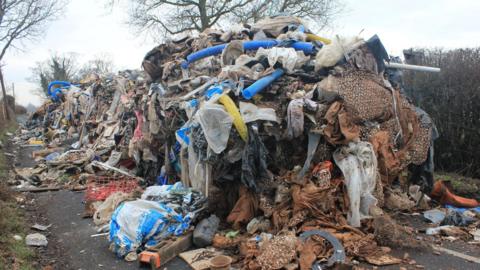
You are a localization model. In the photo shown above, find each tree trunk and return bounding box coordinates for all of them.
[198,0,209,31]
[0,67,10,121]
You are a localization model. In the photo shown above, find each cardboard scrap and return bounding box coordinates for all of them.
[179,248,223,270]
[365,254,402,266]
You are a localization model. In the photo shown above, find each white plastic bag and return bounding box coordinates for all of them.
[333,141,378,227]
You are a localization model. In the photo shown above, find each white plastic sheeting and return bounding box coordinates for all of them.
[196,104,233,154]
[239,102,279,123]
[333,141,378,227]
[256,47,309,73]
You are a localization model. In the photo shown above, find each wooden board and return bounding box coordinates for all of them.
[158,232,193,266]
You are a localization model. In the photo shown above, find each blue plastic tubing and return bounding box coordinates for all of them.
[242,69,285,100]
[182,40,314,68]
[47,81,71,98]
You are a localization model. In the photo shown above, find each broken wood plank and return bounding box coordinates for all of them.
[156,232,193,266]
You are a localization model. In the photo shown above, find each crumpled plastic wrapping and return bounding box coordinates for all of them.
[109,182,203,257]
[334,141,378,227]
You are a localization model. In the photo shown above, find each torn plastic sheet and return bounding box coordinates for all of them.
[297,133,321,180]
[423,209,446,224]
[239,102,279,123]
[333,141,378,227]
[195,103,233,154]
[242,125,270,192]
[441,208,476,226]
[256,47,309,73]
[445,205,480,214]
[187,135,209,194]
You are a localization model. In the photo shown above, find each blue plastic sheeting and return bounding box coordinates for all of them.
[182,40,314,68]
[445,204,480,214]
[242,69,285,99]
[109,183,194,257]
[204,86,223,100]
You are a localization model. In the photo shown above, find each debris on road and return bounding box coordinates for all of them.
[26,233,48,247]
[31,223,52,231]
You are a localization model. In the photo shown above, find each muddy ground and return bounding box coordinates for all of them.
[10,142,480,270]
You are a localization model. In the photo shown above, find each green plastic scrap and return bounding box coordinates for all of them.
[225,230,239,239]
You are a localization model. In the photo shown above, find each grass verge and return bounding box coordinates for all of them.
[0,120,35,270]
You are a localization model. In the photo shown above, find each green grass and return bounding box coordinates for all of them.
[0,120,35,270]
[0,200,35,270]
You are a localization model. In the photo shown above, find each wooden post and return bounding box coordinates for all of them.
[0,67,10,121]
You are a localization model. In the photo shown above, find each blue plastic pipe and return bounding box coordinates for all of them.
[182,40,314,68]
[242,69,285,100]
[48,81,71,100]
[292,42,314,53]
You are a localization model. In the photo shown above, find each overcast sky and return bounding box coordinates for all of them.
[4,0,480,107]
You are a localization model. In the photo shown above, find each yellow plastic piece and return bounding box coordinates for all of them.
[28,139,44,145]
[306,33,331,45]
[218,94,248,142]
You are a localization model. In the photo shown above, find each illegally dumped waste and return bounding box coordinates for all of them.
[14,14,479,269]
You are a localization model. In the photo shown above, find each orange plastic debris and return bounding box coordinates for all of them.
[431,180,480,208]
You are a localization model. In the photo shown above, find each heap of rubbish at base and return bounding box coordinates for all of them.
[15,16,480,269]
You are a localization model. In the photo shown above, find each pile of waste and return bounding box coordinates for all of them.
[12,16,480,269]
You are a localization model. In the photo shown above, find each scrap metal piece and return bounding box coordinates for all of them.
[299,230,346,269]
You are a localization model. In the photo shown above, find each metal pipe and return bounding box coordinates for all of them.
[385,62,441,73]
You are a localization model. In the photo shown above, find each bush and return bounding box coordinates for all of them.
[403,48,480,177]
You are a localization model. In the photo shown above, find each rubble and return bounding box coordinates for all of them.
[25,233,48,247]
[14,14,478,269]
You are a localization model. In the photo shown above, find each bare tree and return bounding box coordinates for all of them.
[0,0,67,120]
[230,0,344,28]
[29,53,78,97]
[77,53,114,79]
[111,0,343,40]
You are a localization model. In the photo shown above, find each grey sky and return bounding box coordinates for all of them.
[4,0,480,107]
